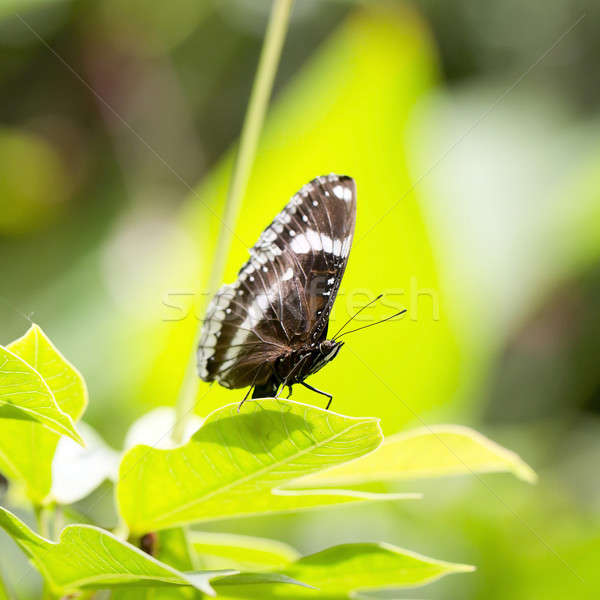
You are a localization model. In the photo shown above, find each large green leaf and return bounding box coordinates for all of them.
[0,507,232,596]
[0,574,8,600]
[192,532,300,571]
[292,425,537,488]
[112,530,310,600]
[112,528,202,600]
[0,341,82,443]
[117,399,414,534]
[0,325,87,502]
[212,543,473,599]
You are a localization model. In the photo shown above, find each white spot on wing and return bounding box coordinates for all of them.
[305,229,322,251]
[342,234,353,257]
[257,293,270,311]
[282,267,293,281]
[262,229,276,243]
[290,234,311,254]
[220,282,281,367]
[198,283,237,376]
[276,212,291,225]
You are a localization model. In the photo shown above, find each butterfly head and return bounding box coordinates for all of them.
[303,339,344,377]
[319,339,344,359]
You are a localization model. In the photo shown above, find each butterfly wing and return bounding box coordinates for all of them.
[197,174,356,389]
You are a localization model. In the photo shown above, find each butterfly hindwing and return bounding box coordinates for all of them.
[197,174,356,390]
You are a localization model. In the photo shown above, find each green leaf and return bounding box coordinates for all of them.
[192,532,300,571]
[112,528,202,600]
[0,325,87,502]
[117,399,411,534]
[214,571,314,589]
[294,425,537,488]
[212,543,474,598]
[8,324,87,420]
[0,340,83,444]
[156,528,197,572]
[0,507,233,596]
[0,574,9,600]
[351,595,423,600]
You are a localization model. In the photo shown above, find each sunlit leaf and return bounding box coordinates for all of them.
[0,341,82,443]
[0,507,233,596]
[112,528,200,600]
[157,528,197,572]
[352,595,423,600]
[0,574,9,600]
[212,542,474,598]
[214,571,314,592]
[117,399,416,534]
[192,532,300,571]
[293,425,537,488]
[0,325,86,502]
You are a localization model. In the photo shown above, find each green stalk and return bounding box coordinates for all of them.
[34,505,56,599]
[34,504,51,539]
[172,0,294,443]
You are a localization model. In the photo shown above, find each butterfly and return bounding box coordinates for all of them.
[197,174,403,409]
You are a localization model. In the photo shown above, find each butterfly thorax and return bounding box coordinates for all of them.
[273,340,344,386]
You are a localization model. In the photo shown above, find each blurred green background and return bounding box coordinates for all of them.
[1,0,599,598]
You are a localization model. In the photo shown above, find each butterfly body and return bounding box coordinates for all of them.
[197,174,356,408]
[251,339,345,399]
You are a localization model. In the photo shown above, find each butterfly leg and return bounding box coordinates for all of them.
[240,368,274,411]
[286,385,293,398]
[238,384,255,412]
[300,382,333,410]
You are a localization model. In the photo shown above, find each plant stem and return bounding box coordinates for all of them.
[172,0,294,444]
[212,0,295,291]
[34,504,51,539]
[35,505,56,599]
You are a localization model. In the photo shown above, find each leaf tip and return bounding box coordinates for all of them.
[451,562,476,574]
[514,461,538,484]
[66,422,86,447]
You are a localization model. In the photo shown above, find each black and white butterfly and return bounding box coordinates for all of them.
[197,174,402,409]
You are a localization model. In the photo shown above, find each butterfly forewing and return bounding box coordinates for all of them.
[197,174,356,390]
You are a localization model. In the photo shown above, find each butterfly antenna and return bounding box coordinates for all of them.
[334,309,407,339]
[332,294,383,340]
